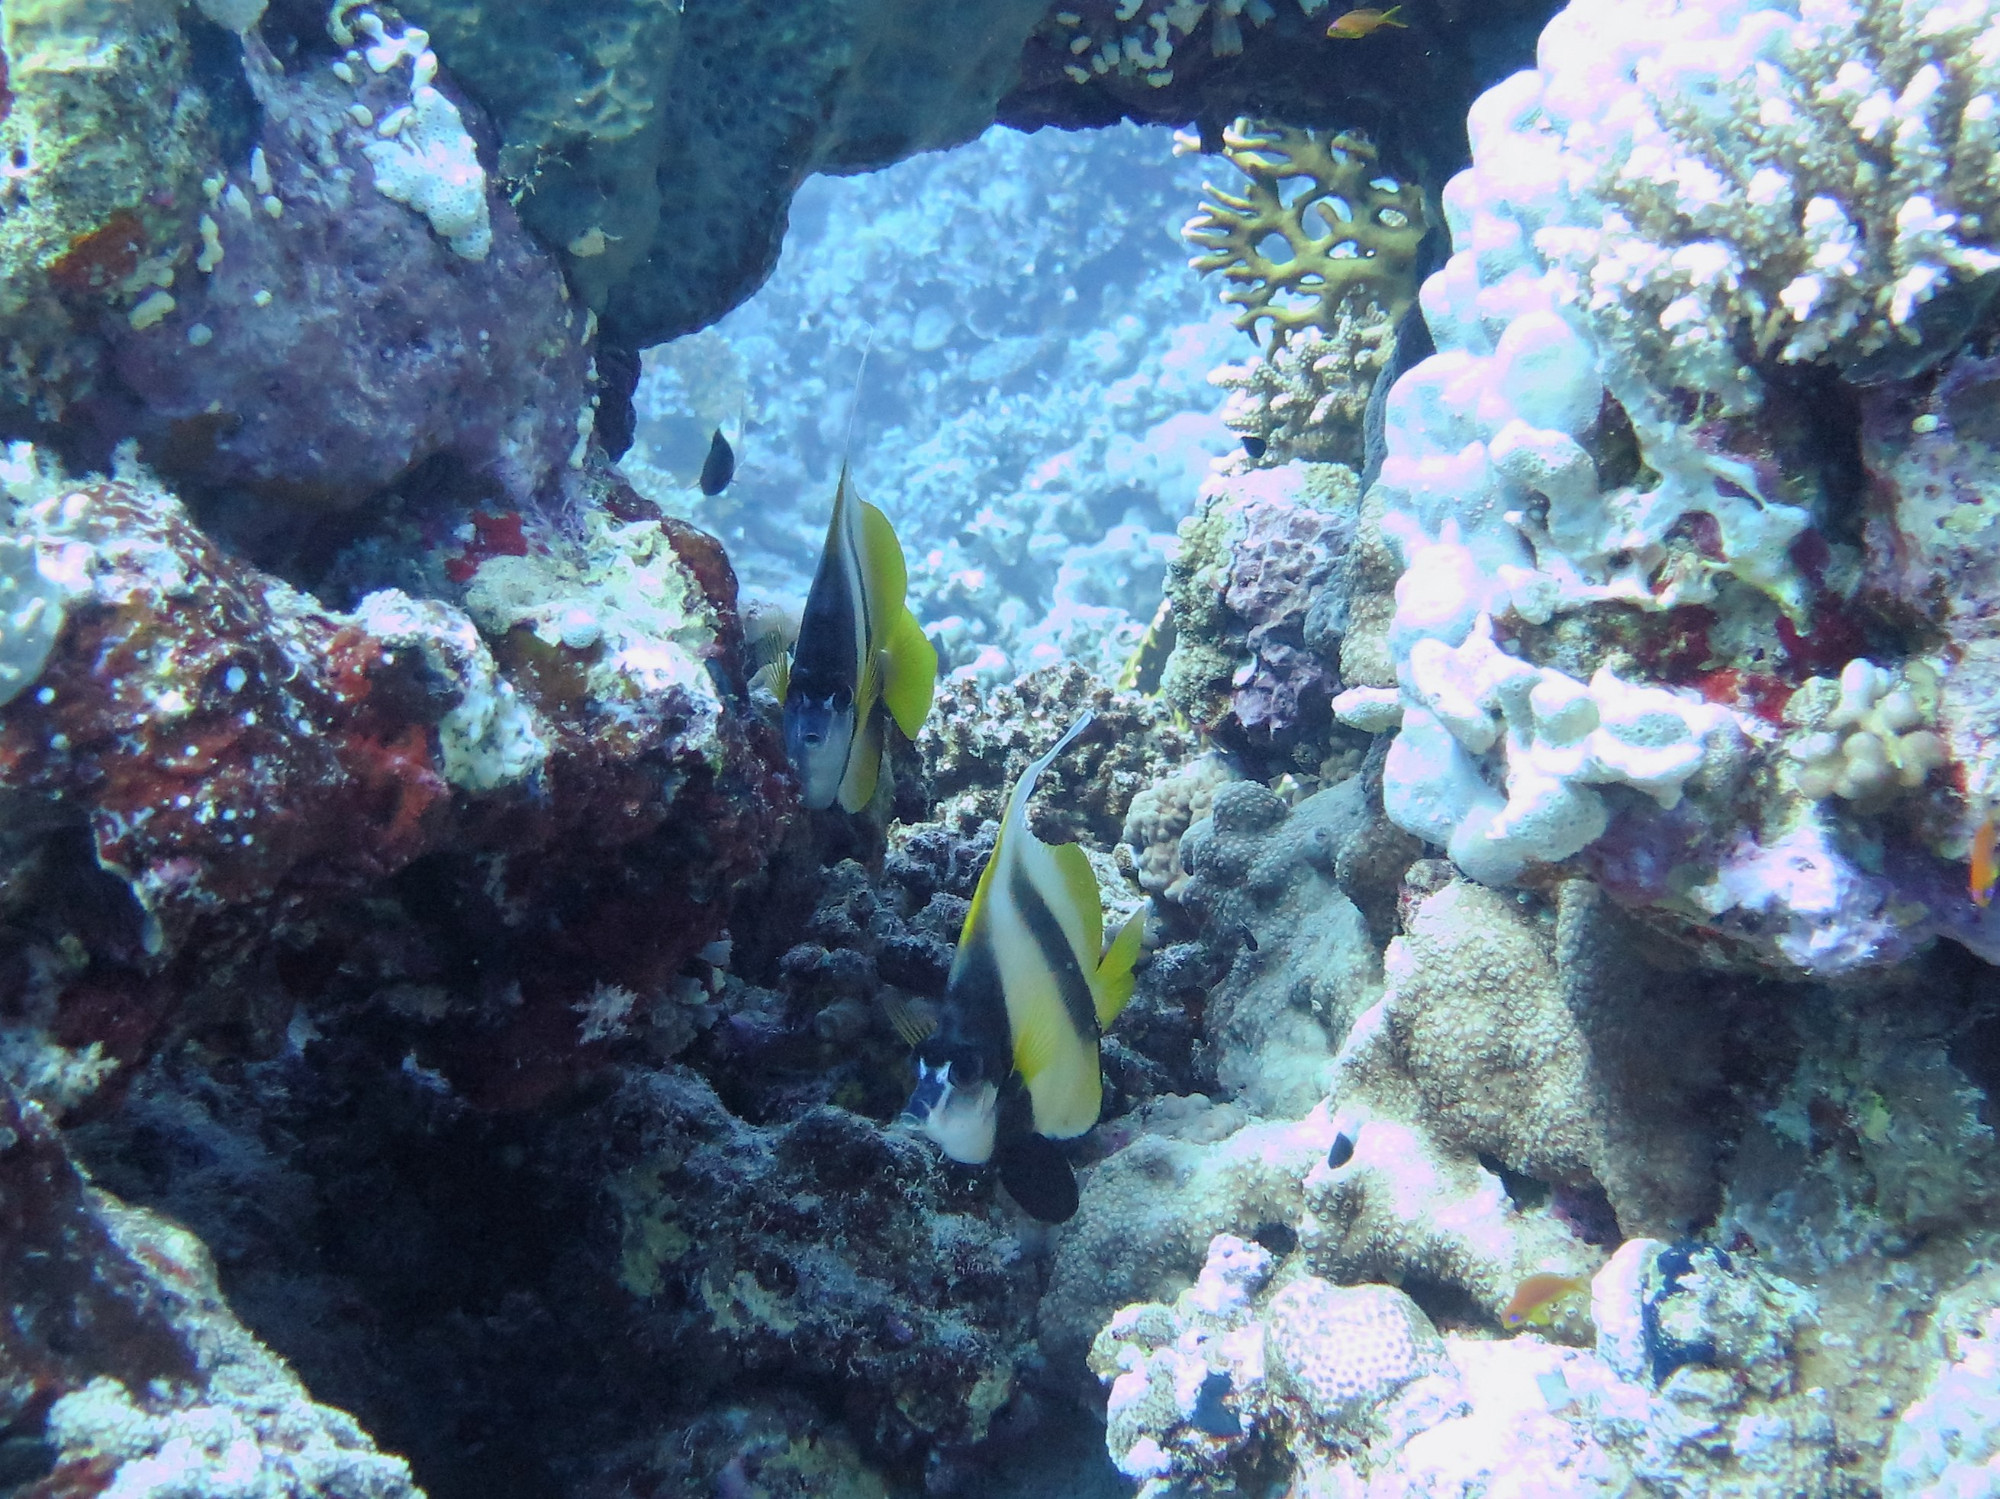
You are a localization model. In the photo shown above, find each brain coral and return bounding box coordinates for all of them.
[1264,1278,1449,1424]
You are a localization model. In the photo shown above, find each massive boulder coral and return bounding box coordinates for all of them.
[1175,777,1384,1115]
[1302,877,1719,1322]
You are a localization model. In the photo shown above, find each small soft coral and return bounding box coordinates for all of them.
[1182,121,1426,351]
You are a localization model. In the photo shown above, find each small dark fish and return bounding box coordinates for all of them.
[1237,923,1258,952]
[1327,1131,1354,1169]
[698,428,736,496]
[1241,434,1268,460]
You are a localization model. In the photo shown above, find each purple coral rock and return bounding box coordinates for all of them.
[106,34,592,513]
[1224,496,1351,736]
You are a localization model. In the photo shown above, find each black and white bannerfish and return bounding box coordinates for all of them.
[900,712,1145,1222]
[781,463,937,812]
[697,427,737,496]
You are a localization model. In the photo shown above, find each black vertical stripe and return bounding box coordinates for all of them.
[1008,859,1100,1044]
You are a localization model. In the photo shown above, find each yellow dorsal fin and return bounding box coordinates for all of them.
[858,500,909,641]
[878,610,937,742]
[837,710,883,813]
[1093,910,1144,1030]
[1049,842,1104,966]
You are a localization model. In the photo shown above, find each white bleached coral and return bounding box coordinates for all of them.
[1531,0,2000,382]
[0,530,65,707]
[1382,611,1745,884]
[1786,657,1945,802]
[347,11,492,260]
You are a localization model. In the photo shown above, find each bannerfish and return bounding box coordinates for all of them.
[1502,1272,1590,1330]
[783,463,937,812]
[901,712,1145,1221]
[1973,813,1998,908]
[698,428,737,497]
[1327,4,1405,37]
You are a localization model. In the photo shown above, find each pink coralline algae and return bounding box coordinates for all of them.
[1,470,789,1110]
[1224,492,1351,739]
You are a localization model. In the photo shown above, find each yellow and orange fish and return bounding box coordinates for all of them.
[1327,5,1406,39]
[1502,1273,1590,1330]
[1972,814,1998,907]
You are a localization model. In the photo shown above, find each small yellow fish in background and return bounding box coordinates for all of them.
[900,712,1146,1221]
[1502,1272,1591,1330]
[782,463,937,812]
[1327,4,1407,38]
[1972,812,1998,908]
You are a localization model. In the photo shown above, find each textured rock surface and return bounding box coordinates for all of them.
[0,1076,422,1499]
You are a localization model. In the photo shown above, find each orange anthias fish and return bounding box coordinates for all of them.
[1502,1273,1590,1330]
[1327,5,1407,38]
[1972,814,1998,907]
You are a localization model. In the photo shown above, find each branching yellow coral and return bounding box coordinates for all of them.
[1181,120,1426,350]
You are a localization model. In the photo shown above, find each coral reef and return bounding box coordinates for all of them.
[1341,0,2000,976]
[1090,1230,1835,1498]
[1182,120,1426,352]
[0,1077,420,1499]
[0,455,784,1118]
[106,22,592,514]
[1161,460,1362,749]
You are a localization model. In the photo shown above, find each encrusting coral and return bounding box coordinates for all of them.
[1181,120,1426,352]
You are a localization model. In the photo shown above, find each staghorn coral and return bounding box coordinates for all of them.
[1182,120,1426,351]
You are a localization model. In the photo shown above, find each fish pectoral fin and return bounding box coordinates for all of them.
[858,501,911,633]
[837,710,884,813]
[878,610,938,742]
[1094,909,1145,1031]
